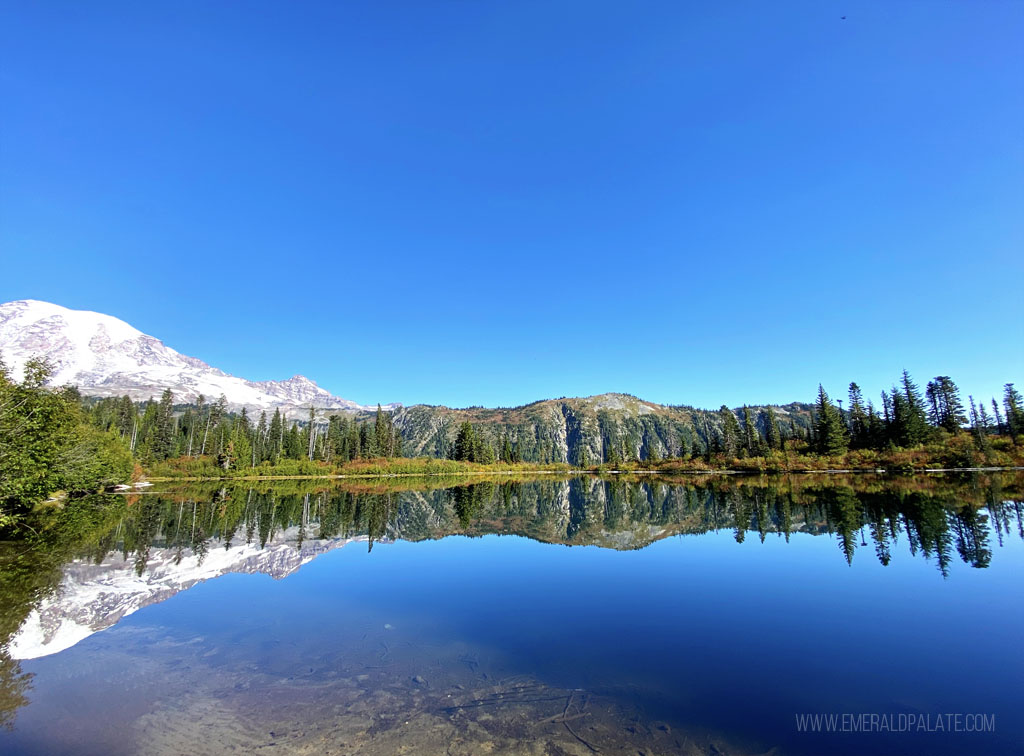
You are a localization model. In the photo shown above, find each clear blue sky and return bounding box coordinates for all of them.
[2,1,1021,409]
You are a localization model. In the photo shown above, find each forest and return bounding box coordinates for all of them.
[2,354,1023,529]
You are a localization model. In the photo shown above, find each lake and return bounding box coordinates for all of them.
[1,472,1022,755]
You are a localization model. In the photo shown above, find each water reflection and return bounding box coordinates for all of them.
[0,472,1021,754]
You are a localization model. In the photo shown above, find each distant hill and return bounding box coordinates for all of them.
[392,393,815,464]
[0,299,814,462]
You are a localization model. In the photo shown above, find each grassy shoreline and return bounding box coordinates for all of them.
[140,448,1024,483]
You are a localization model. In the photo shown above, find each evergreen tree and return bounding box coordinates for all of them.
[255,411,268,462]
[969,396,990,452]
[925,376,966,433]
[151,389,176,460]
[1004,384,1023,444]
[991,399,1005,436]
[718,406,741,457]
[813,385,849,456]
[116,395,135,440]
[453,422,476,462]
[473,436,495,464]
[764,407,781,451]
[847,383,869,448]
[896,370,929,445]
[284,423,303,459]
[645,439,660,464]
[358,423,372,457]
[374,404,387,457]
[741,406,758,457]
[268,409,283,462]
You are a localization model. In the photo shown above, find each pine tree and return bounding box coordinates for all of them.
[719,406,741,457]
[847,383,869,448]
[151,389,176,460]
[896,370,929,445]
[268,409,283,462]
[116,395,135,440]
[764,407,781,451]
[284,423,303,459]
[741,406,758,457]
[453,422,476,462]
[646,439,660,464]
[255,411,267,462]
[925,376,966,433]
[1004,384,1024,444]
[813,385,849,456]
[991,399,1005,436]
[373,404,387,457]
[969,396,990,452]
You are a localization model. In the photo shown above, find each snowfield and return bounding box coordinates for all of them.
[0,299,398,416]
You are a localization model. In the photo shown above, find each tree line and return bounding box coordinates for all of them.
[87,391,404,469]
[808,372,1023,457]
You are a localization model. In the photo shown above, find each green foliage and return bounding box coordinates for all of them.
[813,385,849,457]
[891,370,929,446]
[1004,384,1024,444]
[719,406,741,457]
[925,376,966,434]
[1,359,84,514]
[56,425,133,493]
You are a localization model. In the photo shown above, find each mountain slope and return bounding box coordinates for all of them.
[394,393,815,464]
[0,300,391,415]
[0,299,813,462]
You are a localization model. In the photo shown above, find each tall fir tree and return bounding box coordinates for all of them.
[718,406,741,457]
[1004,384,1023,444]
[813,385,849,456]
[925,376,966,433]
[896,370,929,445]
[847,383,869,448]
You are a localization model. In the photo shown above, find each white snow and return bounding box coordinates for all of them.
[8,528,367,660]
[0,299,398,415]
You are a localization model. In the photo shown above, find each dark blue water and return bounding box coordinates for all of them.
[2,476,1022,755]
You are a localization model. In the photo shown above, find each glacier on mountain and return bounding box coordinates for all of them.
[0,299,396,415]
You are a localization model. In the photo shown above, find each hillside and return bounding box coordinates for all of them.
[392,393,815,464]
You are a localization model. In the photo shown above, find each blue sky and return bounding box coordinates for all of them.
[2,1,1021,409]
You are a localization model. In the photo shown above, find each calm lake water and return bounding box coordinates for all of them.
[1,473,1022,755]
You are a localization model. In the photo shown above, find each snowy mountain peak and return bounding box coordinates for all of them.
[0,300,397,415]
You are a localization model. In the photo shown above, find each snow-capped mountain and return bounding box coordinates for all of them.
[9,527,367,660]
[0,300,396,415]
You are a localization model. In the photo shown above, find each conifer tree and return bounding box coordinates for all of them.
[255,411,267,462]
[813,385,849,456]
[285,423,303,459]
[764,407,781,451]
[741,406,758,457]
[151,389,175,460]
[969,396,990,452]
[116,395,135,440]
[897,370,929,445]
[925,376,966,433]
[991,399,1005,436]
[453,422,476,462]
[268,409,283,462]
[718,406,741,457]
[847,383,869,448]
[1004,384,1023,444]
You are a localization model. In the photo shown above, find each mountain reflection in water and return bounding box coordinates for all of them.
[1,472,1022,756]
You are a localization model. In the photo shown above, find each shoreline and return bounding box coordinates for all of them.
[141,465,1024,484]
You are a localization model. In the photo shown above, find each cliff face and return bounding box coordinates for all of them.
[393,393,814,463]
